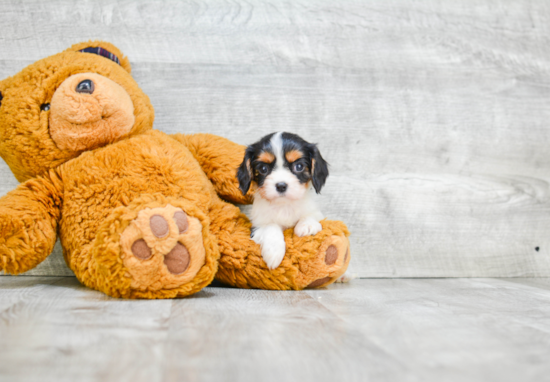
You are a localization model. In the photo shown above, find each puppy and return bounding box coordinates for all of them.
[237,132,329,269]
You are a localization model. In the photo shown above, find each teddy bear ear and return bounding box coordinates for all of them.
[65,41,132,73]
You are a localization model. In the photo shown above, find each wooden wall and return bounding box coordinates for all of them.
[1,0,550,277]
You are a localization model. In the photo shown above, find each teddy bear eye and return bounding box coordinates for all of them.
[0,91,3,107]
[40,103,50,111]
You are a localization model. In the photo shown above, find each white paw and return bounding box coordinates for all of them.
[334,272,357,283]
[294,218,322,237]
[261,240,286,270]
[252,225,286,270]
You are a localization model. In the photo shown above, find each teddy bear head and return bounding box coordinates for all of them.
[0,41,155,182]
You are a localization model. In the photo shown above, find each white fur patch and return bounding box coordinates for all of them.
[251,189,322,229]
[270,132,284,170]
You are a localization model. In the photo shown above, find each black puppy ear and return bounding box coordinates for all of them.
[311,145,329,194]
[237,150,254,195]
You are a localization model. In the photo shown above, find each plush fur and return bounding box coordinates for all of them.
[0,41,351,298]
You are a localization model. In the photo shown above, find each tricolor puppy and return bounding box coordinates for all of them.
[237,132,329,269]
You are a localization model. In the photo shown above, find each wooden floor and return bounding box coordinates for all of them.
[0,277,548,382]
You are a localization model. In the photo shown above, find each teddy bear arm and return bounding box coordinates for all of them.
[208,199,351,290]
[0,173,63,274]
[170,133,254,204]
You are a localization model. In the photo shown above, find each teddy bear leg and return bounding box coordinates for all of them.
[84,196,219,299]
[211,202,350,290]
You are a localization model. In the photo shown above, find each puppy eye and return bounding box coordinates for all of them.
[293,162,305,173]
[41,103,51,111]
[258,164,269,175]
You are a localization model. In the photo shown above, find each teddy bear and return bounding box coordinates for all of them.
[0,41,350,299]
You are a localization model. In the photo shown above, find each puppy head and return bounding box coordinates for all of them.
[237,132,329,201]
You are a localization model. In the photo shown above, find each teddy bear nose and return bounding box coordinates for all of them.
[76,80,94,94]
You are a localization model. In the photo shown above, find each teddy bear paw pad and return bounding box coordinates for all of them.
[304,235,351,289]
[120,205,206,290]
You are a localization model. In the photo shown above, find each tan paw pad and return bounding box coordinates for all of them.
[131,239,152,260]
[173,211,189,234]
[325,245,338,265]
[150,215,169,238]
[307,276,332,288]
[164,243,190,274]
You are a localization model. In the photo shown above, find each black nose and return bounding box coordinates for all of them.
[276,182,288,193]
[76,80,94,94]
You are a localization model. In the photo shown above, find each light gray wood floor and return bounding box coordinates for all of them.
[0,277,548,382]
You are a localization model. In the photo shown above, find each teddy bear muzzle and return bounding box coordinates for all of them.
[49,72,135,152]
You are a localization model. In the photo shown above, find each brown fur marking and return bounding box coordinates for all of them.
[285,150,303,163]
[258,151,275,163]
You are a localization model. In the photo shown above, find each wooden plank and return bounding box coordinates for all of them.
[2,277,550,381]
[0,276,415,382]
[1,0,550,277]
[0,276,172,382]
[163,287,412,382]
[307,278,550,382]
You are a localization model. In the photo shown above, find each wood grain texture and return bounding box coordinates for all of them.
[306,278,550,382]
[1,0,550,277]
[0,276,172,382]
[1,277,550,382]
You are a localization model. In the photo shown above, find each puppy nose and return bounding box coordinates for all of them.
[276,182,288,193]
[76,79,95,94]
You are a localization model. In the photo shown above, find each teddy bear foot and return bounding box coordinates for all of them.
[301,234,351,289]
[119,205,207,291]
[88,198,218,299]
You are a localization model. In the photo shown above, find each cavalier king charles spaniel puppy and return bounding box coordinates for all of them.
[237,132,329,269]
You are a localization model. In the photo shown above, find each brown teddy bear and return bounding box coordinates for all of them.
[0,41,350,299]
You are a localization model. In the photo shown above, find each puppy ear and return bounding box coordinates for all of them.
[311,145,329,194]
[237,150,254,195]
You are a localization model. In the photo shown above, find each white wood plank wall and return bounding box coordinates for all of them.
[1,0,550,277]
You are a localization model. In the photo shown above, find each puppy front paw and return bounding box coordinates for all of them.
[261,241,286,270]
[252,225,286,269]
[294,218,322,237]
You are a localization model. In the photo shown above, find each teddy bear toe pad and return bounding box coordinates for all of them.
[120,205,206,290]
[131,239,151,259]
